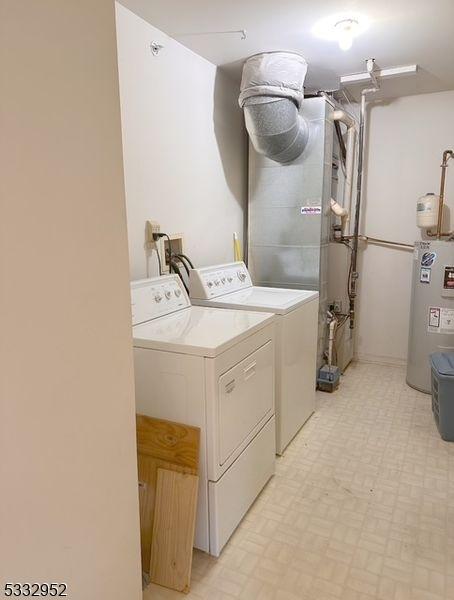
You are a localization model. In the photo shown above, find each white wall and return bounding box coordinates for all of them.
[355,90,454,364]
[115,3,247,281]
[0,2,142,598]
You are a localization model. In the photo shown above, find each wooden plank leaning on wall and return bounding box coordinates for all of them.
[136,415,200,593]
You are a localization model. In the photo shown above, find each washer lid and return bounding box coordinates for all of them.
[132,305,275,357]
[192,286,319,315]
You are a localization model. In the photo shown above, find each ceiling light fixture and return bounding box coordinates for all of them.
[335,19,358,51]
[312,13,369,51]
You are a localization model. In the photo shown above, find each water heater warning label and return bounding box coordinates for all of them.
[428,306,454,334]
[420,268,431,283]
[429,307,440,329]
[443,266,454,290]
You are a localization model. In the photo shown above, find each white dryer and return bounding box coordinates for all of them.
[190,262,319,455]
[131,274,276,556]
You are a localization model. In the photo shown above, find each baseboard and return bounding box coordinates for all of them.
[354,353,407,368]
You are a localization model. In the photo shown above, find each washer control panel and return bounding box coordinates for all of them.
[131,274,190,325]
[189,262,252,299]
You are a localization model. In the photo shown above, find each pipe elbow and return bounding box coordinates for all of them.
[332,109,356,130]
[330,198,348,217]
[239,52,309,164]
[243,98,309,163]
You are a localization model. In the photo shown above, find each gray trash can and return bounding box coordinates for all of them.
[430,352,454,441]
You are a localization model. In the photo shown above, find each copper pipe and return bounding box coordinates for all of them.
[426,230,453,238]
[431,149,453,239]
[360,235,414,249]
[342,234,414,249]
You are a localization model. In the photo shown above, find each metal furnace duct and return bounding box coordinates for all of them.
[239,52,309,164]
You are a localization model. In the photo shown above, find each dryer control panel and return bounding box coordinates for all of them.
[189,262,252,299]
[131,274,190,325]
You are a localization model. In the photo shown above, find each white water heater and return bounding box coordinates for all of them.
[407,240,454,393]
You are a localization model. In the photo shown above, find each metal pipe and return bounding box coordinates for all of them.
[349,85,378,329]
[366,58,379,88]
[239,52,309,163]
[334,120,347,164]
[327,314,337,369]
[361,236,413,249]
[343,125,356,235]
[332,108,356,129]
[348,59,381,328]
[343,235,414,249]
[436,150,453,239]
[332,109,357,235]
[426,230,453,237]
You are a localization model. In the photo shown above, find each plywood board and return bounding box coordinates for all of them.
[136,415,200,470]
[150,469,199,593]
[136,415,200,575]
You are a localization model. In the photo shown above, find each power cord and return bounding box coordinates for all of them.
[151,233,196,287]
[163,234,174,273]
[175,253,194,269]
[174,254,192,276]
[169,258,189,292]
[175,257,190,277]
[152,232,174,273]
[155,248,162,276]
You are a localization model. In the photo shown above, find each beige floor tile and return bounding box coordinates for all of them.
[143,363,454,600]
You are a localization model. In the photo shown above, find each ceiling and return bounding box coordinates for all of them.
[120,0,454,100]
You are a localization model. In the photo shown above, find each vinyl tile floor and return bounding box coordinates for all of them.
[143,362,454,600]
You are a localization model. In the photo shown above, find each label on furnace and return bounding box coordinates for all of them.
[301,206,321,215]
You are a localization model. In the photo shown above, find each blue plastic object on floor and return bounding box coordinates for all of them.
[430,352,454,441]
[317,364,340,393]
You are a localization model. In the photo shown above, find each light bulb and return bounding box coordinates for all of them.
[338,32,353,51]
[312,13,369,50]
[335,19,357,51]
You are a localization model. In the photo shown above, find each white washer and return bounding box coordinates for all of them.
[131,274,276,556]
[190,262,319,455]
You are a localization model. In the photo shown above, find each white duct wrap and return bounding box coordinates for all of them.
[239,52,309,164]
[238,52,307,108]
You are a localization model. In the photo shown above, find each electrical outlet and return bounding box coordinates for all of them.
[162,234,184,273]
[146,220,160,248]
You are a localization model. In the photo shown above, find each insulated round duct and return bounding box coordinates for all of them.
[239,51,309,164]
